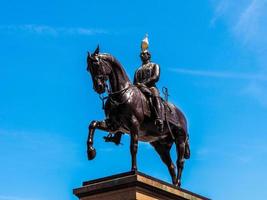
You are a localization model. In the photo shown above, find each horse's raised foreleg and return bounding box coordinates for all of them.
[87,120,109,160]
[150,139,177,185]
[129,117,139,171]
[175,134,186,187]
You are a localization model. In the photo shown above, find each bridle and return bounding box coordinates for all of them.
[95,56,111,83]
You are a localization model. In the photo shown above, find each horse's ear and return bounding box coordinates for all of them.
[93,45,100,55]
[87,51,91,63]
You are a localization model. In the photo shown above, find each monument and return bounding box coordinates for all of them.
[73,171,209,200]
[74,36,209,199]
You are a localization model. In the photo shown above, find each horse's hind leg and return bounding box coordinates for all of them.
[150,139,177,185]
[175,132,186,187]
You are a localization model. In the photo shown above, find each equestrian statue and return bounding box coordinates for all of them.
[86,35,190,187]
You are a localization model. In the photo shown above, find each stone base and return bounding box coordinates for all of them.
[73,171,209,200]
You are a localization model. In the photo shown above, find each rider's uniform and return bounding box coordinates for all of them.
[132,34,163,132]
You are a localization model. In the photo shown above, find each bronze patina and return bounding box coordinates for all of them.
[86,36,190,187]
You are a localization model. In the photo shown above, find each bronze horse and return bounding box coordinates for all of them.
[86,46,190,187]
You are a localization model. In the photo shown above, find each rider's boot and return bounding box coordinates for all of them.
[153,96,164,133]
[104,132,123,145]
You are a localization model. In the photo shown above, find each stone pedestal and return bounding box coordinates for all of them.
[73,171,209,200]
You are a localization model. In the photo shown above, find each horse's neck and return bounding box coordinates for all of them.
[108,57,131,93]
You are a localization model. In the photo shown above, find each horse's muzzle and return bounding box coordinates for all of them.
[94,84,105,94]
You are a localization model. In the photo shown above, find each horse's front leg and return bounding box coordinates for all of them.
[87,120,108,160]
[129,117,140,171]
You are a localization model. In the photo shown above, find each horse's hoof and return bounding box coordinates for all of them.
[176,179,181,188]
[87,146,96,160]
[131,167,137,172]
[172,180,178,186]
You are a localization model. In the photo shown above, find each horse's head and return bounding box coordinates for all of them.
[87,45,112,94]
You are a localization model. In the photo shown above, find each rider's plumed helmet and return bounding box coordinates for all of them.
[140,34,151,61]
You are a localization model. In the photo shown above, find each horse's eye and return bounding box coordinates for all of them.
[95,75,104,80]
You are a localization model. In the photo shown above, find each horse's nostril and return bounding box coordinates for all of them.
[94,84,105,94]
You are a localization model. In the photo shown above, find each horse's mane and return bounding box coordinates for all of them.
[98,53,120,66]
[98,53,131,83]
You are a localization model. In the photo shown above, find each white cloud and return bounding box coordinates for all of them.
[211,0,267,107]
[194,138,267,164]
[210,0,232,26]
[169,68,267,81]
[211,0,267,49]
[0,24,107,36]
[234,0,267,45]
[0,195,39,200]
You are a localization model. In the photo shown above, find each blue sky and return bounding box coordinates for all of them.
[1,0,267,199]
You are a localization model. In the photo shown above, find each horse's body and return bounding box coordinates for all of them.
[105,87,187,142]
[86,48,190,187]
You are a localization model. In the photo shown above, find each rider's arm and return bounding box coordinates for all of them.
[144,64,160,85]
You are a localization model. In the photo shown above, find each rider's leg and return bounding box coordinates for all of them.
[150,87,164,132]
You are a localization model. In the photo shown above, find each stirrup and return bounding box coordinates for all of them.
[103,133,122,145]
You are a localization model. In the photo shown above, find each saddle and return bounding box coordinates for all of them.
[163,101,181,126]
[139,87,180,127]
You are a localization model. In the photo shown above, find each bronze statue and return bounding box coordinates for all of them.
[86,37,190,187]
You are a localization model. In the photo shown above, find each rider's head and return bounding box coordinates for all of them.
[140,34,151,64]
[140,50,151,64]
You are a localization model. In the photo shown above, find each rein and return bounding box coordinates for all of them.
[109,84,133,106]
[98,84,133,109]
[99,94,108,110]
[108,84,131,95]
[162,87,175,140]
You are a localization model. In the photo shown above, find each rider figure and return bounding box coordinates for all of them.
[134,35,164,132]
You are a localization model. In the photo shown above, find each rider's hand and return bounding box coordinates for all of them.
[135,82,141,88]
[137,83,145,87]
